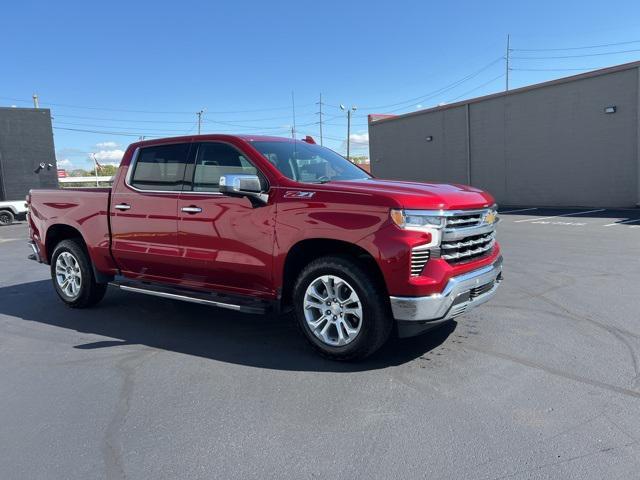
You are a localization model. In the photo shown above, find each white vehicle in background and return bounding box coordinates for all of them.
[0,201,27,226]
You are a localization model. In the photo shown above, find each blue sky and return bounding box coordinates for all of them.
[2,0,640,170]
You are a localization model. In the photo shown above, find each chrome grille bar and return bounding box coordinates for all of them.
[410,248,430,276]
[441,232,495,250]
[441,240,495,261]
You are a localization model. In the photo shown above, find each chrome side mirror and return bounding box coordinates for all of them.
[219,174,268,204]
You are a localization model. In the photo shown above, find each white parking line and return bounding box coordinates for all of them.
[514,209,606,223]
[499,207,538,214]
[603,218,640,227]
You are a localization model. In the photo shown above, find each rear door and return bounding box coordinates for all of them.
[176,141,276,296]
[110,141,192,281]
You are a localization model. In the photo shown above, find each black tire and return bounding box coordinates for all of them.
[50,239,108,308]
[292,255,393,361]
[0,210,14,226]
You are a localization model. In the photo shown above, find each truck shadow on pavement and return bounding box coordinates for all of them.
[0,280,455,372]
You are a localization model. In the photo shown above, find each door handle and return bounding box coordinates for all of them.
[114,203,131,211]
[181,206,202,214]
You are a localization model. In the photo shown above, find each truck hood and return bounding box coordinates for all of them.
[327,178,495,210]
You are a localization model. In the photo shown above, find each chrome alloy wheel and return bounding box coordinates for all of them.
[55,251,82,299]
[303,275,363,347]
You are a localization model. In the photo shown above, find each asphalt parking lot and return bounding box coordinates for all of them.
[1,208,639,480]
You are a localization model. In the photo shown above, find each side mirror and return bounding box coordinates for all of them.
[219,174,268,204]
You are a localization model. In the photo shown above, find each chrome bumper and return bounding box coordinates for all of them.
[390,256,503,323]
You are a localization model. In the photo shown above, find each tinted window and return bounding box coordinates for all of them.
[192,143,258,192]
[251,141,370,183]
[130,143,190,191]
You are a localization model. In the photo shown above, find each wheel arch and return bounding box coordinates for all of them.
[45,223,112,284]
[280,238,387,309]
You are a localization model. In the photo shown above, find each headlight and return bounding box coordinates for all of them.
[390,209,445,247]
[390,209,445,231]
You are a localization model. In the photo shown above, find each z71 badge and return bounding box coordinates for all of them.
[284,191,316,198]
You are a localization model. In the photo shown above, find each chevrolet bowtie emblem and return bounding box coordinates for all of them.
[484,211,497,225]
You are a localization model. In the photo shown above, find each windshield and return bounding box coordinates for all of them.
[251,141,371,183]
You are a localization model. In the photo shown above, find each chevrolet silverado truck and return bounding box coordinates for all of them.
[27,134,502,360]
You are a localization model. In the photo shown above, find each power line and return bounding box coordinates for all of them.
[51,112,318,124]
[510,67,600,72]
[359,57,504,112]
[53,125,292,138]
[52,113,196,124]
[512,39,640,52]
[0,95,316,115]
[511,48,640,59]
[204,119,290,130]
[446,73,506,102]
[53,127,156,137]
[54,121,193,133]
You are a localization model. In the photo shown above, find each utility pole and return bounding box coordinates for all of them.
[340,104,357,161]
[196,109,204,135]
[346,109,351,161]
[32,93,39,109]
[317,93,324,146]
[291,91,297,140]
[505,34,511,91]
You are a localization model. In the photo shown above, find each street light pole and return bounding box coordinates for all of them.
[197,109,205,135]
[91,154,100,187]
[340,104,357,161]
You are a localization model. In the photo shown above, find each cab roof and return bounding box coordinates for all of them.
[133,134,310,149]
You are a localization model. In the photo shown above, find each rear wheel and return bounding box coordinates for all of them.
[0,210,14,226]
[292,255,392,361]
[51,239,108,308]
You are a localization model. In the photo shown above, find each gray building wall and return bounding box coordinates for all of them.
[369,64,640,208]
[0,107,58,201]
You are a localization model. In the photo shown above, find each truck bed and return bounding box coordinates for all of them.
[28,188,113,271]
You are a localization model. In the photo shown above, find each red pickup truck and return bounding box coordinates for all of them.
[27,134,502,360]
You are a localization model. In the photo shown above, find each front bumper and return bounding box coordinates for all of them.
[390,256,503,337]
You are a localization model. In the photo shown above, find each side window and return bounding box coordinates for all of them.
[130,143,190,191]
[192,143,258,192]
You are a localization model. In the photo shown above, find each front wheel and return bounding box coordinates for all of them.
[0,210,14,226]
[50,239,108,308]
[292,255,392,361]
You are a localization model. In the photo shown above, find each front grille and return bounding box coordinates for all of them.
[441,209,497,264]
[445,213,483,228]
[441,231,495,262]
[410,248,430,276]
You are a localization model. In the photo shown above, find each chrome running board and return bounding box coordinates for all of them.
[109,280,268,314]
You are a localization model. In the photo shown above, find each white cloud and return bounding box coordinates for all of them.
[349,133,369,149]
[96,141,119,149]
[340,132,369,156]
[90,140,125,163]
[57,158,74,169]
[91,149,125,162]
